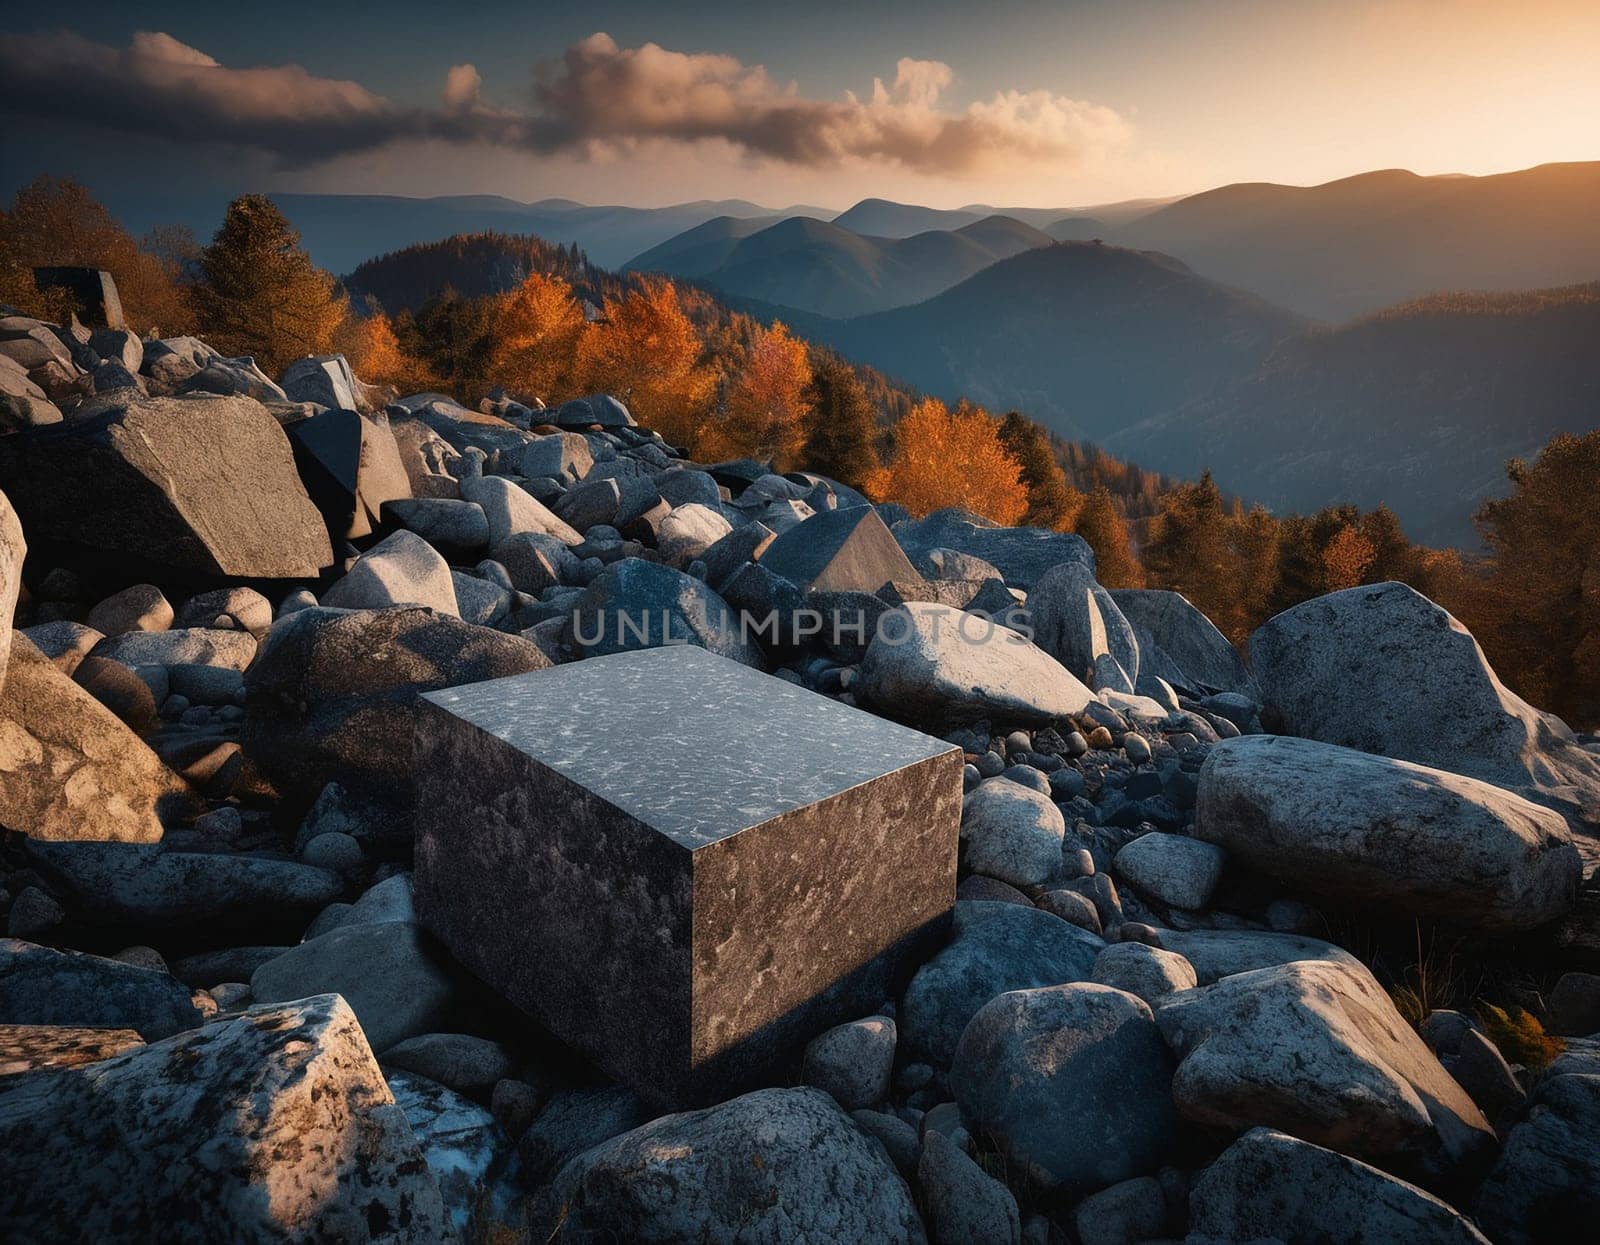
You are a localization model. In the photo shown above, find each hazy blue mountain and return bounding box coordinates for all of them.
[630,214,1054,317]
[1116,161,1600,319]
[828,198,987,237]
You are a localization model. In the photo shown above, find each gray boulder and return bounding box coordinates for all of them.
[961,778,1066,887]
[542,1087,925,1243]
[550,393,635,429]
[1155,927,1366,985]
[280,353,361,411]
[565,557,762,667]
[656,502,732,567]
[0,635,195,843]
[1112,832,1226,911]
[1473,1066,1600,1244]
[0,939,201,1040]
[288,407,412,541]
[520,1085,649,1183]
[323,530,460,616]
[893,508,1095,590]
[0,488,22,691]
[91,627,257,672]
[521,431,594,482]
[382,498,489,557]
[1154,959,1495,1186]
[383,1032,517,1097]
[459,474,583,548]
[1091,941,1197,1004]
[243,606,549,817]
[1196,735,1581,930]
[1111,588,1257,697]
[1249,581,1600,860]
[802,1015,896,1110]
[918,1127,1021,1245]
[951,982,1178,1195]
[760,505,920,594]
[1028,560,1140,693]
[0,995,448,1241]
[251,921,455,1054]
[859,604,1094,726]
[901,901,1103,1066]
[1190,1127,1491,1245]
[0,392,331,577]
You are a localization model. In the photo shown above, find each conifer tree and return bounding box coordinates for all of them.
[1075,485,1145,588]
[997,410,1082,530]
[801,356,881,488]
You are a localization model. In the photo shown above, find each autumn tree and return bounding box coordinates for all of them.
[343,310,436,395]
[0,176,191,332]
[1320,524,1379,592]
[190,194,346,374]
[1075,485,1146,588]
[1468,431,1600,728]
[706,320,813,467]
[1143,471,1235,621]
[801,355,881,489]
[486,271,584,404]
[865,398,1028,525]
[576,278,716,448]
[997,411,1083,530]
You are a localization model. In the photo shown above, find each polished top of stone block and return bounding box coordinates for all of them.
[423,646,958,849]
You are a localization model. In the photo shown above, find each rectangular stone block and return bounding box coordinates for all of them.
[414,645,961,1107]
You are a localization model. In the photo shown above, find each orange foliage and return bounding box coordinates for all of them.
[1321,524,1378,591]
[866,398,1029,525]
[702,319,814,467]
[344,311,434,395]
[576,278,716,448]
[486,272,584,404]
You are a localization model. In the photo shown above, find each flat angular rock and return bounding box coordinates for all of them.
[1154,958,1495,1188]
[0,1023,144,1076]
[460,474,582,548]
[656,502,732,567]
[550,393,635,429]
[243,606,549,816]
[759,505,920,594]
[415,645,961,1106]
[0,392,331,577]
[0,635,194,842]
[1111,588,1257,697]
[1191,1127,1491,1245]
[91,626,257,672]
[0,994,448,1242]
[1249,581,1600,861]
[382,498,489,556]
[565,556,763,668]
[858,603,1095,726]
[894,508,1095,590]
[1155,927,1367,984]
[1196,735,1581,930]
[1030,561,1140,693]
[521,431,593,481]
[323,530,459,616]
[288,406,412,541]
[0,938,202,1040]
[951,982,1178,1195]
[539,1087,923,1243]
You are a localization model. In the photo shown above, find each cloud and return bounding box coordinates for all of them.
[0,29,1129,176]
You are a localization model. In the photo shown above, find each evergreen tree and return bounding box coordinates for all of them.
[997,411,1082,531]
[191,194,345,374]
[1144,471,1232,617]
[801,356,882,489]
[1075,485,1145,588]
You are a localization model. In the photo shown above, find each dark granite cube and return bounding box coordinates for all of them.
[414,645,961,1107]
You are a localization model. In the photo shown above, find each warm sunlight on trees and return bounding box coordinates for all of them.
[802,356,881,490]
[1074,485,1145,589]
[486,272,584,404]
[703,320,813,467]
[866,398,1028,525]
[0,176,192,332]
[344,311,435,395]
[1321,524,1378,591]
[191,194,345,373]
[998,411,1082,531]
[577,278,716,448]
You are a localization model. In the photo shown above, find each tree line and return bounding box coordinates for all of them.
[2,176,1594,729]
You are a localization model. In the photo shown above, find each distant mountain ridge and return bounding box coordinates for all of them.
[627,214,1055,317]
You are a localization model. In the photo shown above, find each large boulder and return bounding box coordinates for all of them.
[0,487,20,692]
[0,392,331,578]
[540,1087,925,1243]
[893,509,1094,590]
[1190,1128,1491,1245]
[1249,582,1600,857]
[0,994,448,1241]
[858,604,1094,727]
[1028,561,1140,693]
[1154,959,1496,1188]
[1473,1065,1600,1244]
[0,635,195,843]
[760,505,921,594]
[564,557,763,667]
[0,939,201,1040]
[242,606,549,817]
[322,530,459,616]
[287,407,411,541]
[961,778,1066,887]
[900,901,1103,1066]
[1196,735,1582,930]
[280,353,361,411]
[24,838,343,930]
[1111,588,1257,697]
[460,474,582,548]
[0,1023,144,1076]
[1155,927,1366,985]
[951,982,1178,1195]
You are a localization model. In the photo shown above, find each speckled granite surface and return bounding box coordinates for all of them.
[421,645,957,848]
[415,645,962,1106]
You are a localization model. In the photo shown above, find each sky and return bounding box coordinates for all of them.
[2,0,1597,218]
